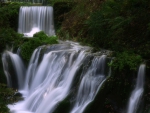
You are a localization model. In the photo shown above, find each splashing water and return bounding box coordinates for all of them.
[18,6,55,37]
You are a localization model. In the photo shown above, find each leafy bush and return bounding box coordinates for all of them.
[0,84,16,113]
[86,0,150,58]
[33,31,48,39]
[109,51,143,71]
[20,31,58,61]
[0,28,24,53]
[0,2,31,31]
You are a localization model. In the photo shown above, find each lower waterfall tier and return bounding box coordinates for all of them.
[3,41,111,113]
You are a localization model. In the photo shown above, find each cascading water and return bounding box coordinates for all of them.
[2,41,111,113]
[127,64,145,113]
[70,55,109,113]
[2,51,26,89]
[18,6,55,37]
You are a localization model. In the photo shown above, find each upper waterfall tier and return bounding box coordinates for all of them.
[18,6,55,37]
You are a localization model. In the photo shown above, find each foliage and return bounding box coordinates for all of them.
[58,0,104,41]
[0,2,33,54]
[56,0,148,71]
[0,28,24,53]
[0,2,31,31]
[53,1,75,30]
[48,0,73,6]
[86,0,150,58]
[58,0,150,60]
[20,31,58,61]
[109,51,143,71]
[0,84,16,113]
[33,31,48,38]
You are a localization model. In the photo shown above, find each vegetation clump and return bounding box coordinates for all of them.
[0,84,17,113]
[0,2,31,31]
[20,31,58,61]
[109,51,143,71]
[86,0,150,58]
[0,2,34,53]
[0,28,24,53]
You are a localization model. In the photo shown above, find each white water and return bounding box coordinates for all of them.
[2,42,111,113]
[18,6,55,37]
[2,51,26,89]
[127,64,145,113]
[70,55,108,113]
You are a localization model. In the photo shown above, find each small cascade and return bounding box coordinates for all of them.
[2,41,111,113]
[18,6,55,37]
[24,48,42,90]
[127,64,146,113]
[70,55,109,113]
[2,51,26,90]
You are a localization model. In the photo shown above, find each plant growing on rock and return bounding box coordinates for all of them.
[20,31,58,62]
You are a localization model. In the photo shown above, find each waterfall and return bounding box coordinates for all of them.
[70,55,108,113]
[2,41,111,113]
[2,51,26,90]
[127,64,145,113]
[18,6,55,37]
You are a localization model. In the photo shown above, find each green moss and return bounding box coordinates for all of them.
[20,31,58,62]
[33,31,48,38]
[109,51,143,71]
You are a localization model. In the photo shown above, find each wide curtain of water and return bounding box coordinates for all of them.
[18,6,55,37]
[2,41,111,113]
